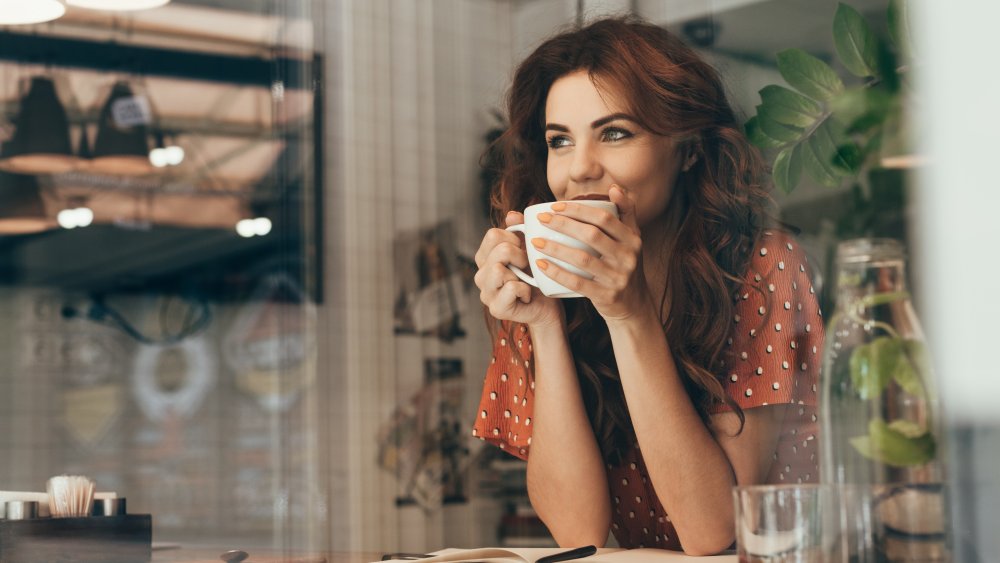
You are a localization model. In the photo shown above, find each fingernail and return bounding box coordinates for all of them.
[536,259,549,271]
[531,238,546,249]
[538,212,552,223]
[551,202,566,212]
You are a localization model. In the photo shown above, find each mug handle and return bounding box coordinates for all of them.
[504,224,539,288]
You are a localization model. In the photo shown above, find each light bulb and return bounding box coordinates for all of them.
[76,207,94,227]
[149,147,169,168]
[253,217,272,236]
[58,209,78,229]
[0,0,66,25]
[164,145,184,166]
[236,219,255,238]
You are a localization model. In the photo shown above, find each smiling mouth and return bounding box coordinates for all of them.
[570,193,611,201]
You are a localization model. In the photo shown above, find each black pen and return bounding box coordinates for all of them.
[536,545,597,563]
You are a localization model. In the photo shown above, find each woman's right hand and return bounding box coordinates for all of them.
[474,211,563,329]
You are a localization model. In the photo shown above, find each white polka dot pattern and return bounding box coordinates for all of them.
[472,231,824,550]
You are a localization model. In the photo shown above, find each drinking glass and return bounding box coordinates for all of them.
[733,484,833,562]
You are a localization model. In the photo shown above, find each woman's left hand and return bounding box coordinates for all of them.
[533,185,653,322]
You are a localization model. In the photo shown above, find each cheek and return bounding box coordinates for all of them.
[546,160,566,197]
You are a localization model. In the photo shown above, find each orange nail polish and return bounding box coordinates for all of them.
[538,212,552,223]
[536,259,549,270]
[551,202,567,212]
[531,238,546,249]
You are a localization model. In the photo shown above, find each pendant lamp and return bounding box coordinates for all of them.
[90,82,152,176]
[0,77,79,175]
[66,0,169,10]
[0,0,65,25]
[0,173,52,234]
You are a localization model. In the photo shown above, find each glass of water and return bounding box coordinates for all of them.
[733,484,833,562]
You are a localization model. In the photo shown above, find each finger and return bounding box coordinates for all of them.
[537,210,620,258]
[481,262,520,299]
[475,227,522,267]
[547,199,630,243]
[529,237,613,281]
[486,240,529,272]
[608,185,639,232]
[490,278,531,317]
[500,278,532,307]
[535,258,595,297]
[504,210,524,227]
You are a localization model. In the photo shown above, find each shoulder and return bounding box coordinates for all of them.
[742,230,816,286]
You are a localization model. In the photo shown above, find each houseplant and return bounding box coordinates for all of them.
[746,3,946,559]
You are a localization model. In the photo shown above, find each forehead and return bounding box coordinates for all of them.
[545,70,629,120]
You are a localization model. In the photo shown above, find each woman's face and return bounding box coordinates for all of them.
[544,70,686,227]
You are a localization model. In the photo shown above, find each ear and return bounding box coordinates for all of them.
[681,141,699,172]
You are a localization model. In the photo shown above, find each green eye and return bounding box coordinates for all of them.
[547,135,571,149]
[601,127,632,142]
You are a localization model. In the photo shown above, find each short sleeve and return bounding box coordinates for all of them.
[472,322,535,460]
[712,231,824,413]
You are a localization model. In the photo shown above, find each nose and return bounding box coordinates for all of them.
[568,140,603,185]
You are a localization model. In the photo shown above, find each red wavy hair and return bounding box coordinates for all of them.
[486,16,772,463]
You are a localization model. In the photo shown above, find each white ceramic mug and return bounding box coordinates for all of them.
[506,200,618,298]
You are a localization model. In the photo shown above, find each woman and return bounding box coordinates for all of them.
[472,16,823,555]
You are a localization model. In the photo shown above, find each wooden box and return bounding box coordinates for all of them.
[0,515,151,563]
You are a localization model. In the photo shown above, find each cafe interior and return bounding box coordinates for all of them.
[0,0,996,561]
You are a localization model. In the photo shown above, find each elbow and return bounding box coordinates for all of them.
[677,525,734,556]
[530,491,610,548]
[550,524,608,549]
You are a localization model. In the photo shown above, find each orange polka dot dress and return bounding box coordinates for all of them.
[472,231,824,550]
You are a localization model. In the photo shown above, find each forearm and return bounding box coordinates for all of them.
[606,309,736,555]
[525,320,611,547]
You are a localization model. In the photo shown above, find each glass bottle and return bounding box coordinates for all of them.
[819,239,947,562]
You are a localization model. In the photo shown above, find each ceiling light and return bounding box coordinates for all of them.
[66,0,169,10]
[0,0,66,25]
[0,76,79,174]
[91,82,152,176]
[236,217,271,238]
[57,206,94,229]
[149,132,184,168]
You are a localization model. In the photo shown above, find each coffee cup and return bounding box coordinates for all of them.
[506,199,618,298]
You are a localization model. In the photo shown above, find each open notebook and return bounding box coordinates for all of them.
[377,547,736,563]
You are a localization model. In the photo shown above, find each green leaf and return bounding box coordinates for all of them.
[759,85,823,128]
[888,0,912,60]
[802,135,840,187]
[773,143,803,194]
[833,143,864,174]
[812,120,854,177]
[849,336,899,399]
[831,86,893,132]
[745,116,784,149]
[887,419,925,438]
[850,418,936,467]
[834,3,880,78]
[777,48,845,101]
[894,339,930,398]
[757,105,804,143]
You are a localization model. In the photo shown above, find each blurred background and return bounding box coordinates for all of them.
[0,0,995,560]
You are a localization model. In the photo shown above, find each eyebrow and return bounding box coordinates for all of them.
[544,113,639,133]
